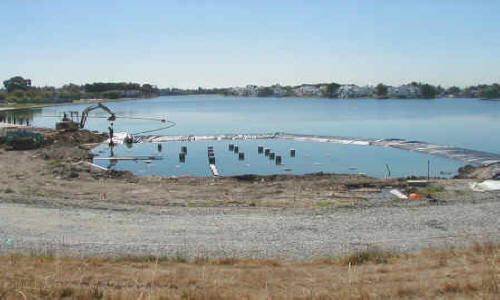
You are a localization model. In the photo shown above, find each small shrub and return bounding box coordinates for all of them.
[3,187,14,194]
[59,287,74,298]
[419,185,445,195]
[112,254,188,263]
[339,249,395,265]
[30,247,56,259]
[89,285,103,299]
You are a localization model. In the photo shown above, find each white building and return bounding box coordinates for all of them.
[293,85,322,97]
[271,84,286,97]
[336,85,373,98]
[388,85,420,98]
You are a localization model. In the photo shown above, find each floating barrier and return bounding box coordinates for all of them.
[258,145,264,153]
[269,152,275,160]
[239,152,245,160]
[290,148,296,157]
[94,155,162,161]
[264,148,270,156]
[136,132,500,177]
[181,146,187,153]
[179,152,185,162]
[228,144,234,151]
[234,146,239,153]
[275,155,282,165]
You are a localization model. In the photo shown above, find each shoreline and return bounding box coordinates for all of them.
[0,95,159,111]
[0,95,493,112]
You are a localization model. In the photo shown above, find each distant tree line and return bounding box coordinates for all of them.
[477,84,500,99]
[0,76,159,104]
[2,75,500,104]
[158,82,500,99]
[159,87,228,96]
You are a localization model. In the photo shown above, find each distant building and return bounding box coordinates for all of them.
[121,90,142,97]
[271,84,285,97]
[388,84,420,98]
[337,85,373,98]
[245,85,259,97]
[293,85,321,97]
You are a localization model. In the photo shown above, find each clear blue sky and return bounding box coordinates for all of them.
[1,0,499,88]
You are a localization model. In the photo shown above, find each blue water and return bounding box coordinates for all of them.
[6,96,499,177]
[92,139,464,178]
[24,96,500,154]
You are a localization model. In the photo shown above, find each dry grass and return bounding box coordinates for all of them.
[0,243,498,299]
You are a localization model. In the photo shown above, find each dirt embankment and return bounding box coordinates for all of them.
[0,128,408,210]
[0,127,497,211]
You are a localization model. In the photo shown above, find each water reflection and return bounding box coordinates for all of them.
[0,109,42,126]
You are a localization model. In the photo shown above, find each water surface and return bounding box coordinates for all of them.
[19,96,500,154]
[3,96,498,177]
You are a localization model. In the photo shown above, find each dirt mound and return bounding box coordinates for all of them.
[454,164,493,180]
[37,129,107,146]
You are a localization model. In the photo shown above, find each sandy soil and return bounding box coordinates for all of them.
[0,128,499,258]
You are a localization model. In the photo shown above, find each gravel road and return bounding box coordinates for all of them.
[1,200,499,259]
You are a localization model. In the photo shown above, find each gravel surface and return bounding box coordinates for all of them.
[1,201,499,259]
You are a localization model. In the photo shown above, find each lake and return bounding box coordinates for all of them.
[4,96,499,177]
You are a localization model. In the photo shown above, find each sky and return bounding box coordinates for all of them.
[1,0,499,89]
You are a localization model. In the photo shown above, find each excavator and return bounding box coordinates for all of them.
[56,102,116,131]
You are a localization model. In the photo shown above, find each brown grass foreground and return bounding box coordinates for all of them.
[0,244,498,299]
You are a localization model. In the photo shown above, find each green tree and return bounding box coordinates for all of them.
[3,76,31,92]
[141,84,154,96]
[446,86,461,96]
[375,83,388,97]
[420,84,437,98]
[257,87,273,97]
[326,83,340,97]
[102,91,120,99]
[479,85,500,99]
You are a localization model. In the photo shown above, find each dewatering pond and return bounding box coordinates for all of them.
[91,138,466,178]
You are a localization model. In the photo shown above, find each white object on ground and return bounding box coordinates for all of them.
[106,132,129,145]
[209,164,219,176]
[390,189,408,199]
[85,162,109,171]
[469,180,500,192]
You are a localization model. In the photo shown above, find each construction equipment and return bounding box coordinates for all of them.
[6,129,43,150]
[56,102,116,131]
[80,102,116,128]
[55,111,80,131]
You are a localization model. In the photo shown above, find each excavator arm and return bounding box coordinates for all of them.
[79,102,116,128]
